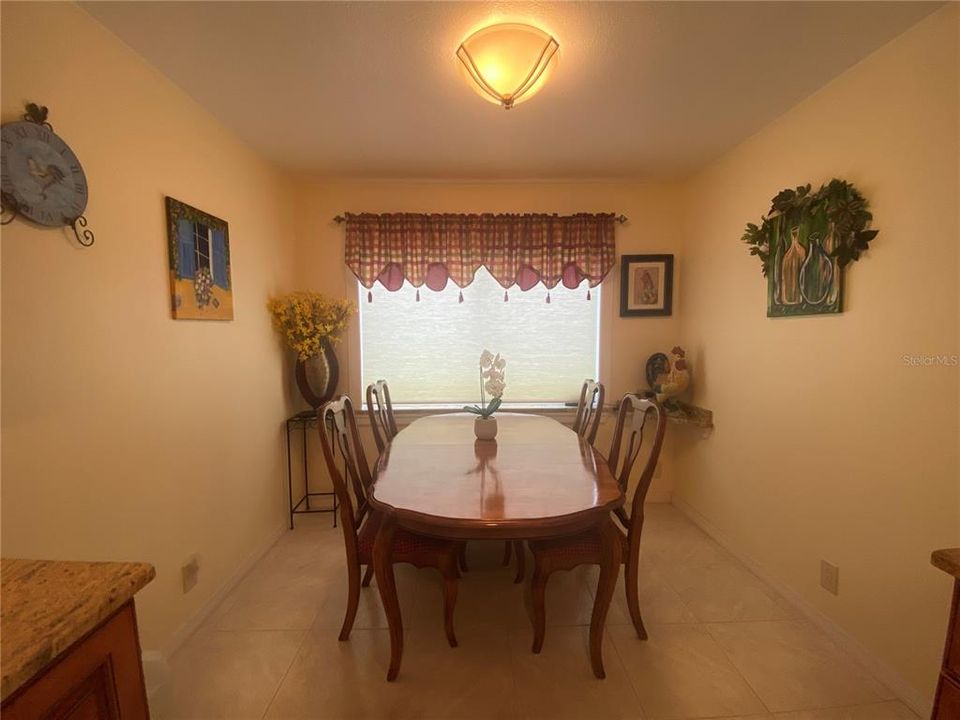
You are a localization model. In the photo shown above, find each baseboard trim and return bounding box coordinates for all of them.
[671,496,931,718]
[141,650,170,699]
[140,520,287,698]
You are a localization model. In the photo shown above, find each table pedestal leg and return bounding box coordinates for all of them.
[373,516,403,681]
[590,517,622,679]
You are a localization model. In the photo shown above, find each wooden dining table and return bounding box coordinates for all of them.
[369,412,625,681]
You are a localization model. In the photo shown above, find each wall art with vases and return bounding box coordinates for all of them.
[742,180,879,318]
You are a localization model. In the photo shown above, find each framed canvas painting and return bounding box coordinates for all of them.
[165,196,233,320]
[620,254,673,317]
[767,211,842,317]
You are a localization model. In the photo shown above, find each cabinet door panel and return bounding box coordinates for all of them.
[48,662,118,720]
[933,674,960,720]
[2,602,148,720]
[944,583,960,677]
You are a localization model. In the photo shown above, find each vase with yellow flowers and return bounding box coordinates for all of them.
[268,292,355,408]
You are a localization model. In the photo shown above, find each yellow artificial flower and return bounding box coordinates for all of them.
[267,292,356,360]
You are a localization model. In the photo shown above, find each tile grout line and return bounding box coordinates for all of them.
[698,620,916,717]
[604,627,653,719]
[259,628,312,720]
[766,698,921,718]
[697,621,774,716]
[671,499,920,714]
[639,517,777,715]
[638,520,877,715]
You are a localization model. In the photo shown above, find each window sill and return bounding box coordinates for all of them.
[392,402,575,412]
[356,403,582,427]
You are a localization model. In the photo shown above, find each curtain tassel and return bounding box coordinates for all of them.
[367,290,373,303]
[415,288,420,302]
[458,289,464,304]
[503,290,509,302]
[587,288,592,301]
[546,291,551,304]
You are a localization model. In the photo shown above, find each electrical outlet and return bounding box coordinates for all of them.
[820,560,839,595]
[181,554,200,594]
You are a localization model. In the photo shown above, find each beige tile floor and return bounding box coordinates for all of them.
[150,505,917,720]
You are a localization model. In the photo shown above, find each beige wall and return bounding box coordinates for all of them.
[291,180,690,500]
[675,6,960,709]
[1,2,296,654]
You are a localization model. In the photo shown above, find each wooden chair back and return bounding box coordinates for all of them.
[573,379,605,444]
[607,394,666,533]
[318,396,374,548]
[366,379,398,452]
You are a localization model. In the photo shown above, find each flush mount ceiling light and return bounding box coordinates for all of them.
[456,23,559,109]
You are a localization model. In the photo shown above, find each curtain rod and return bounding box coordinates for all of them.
[332,213,628,224]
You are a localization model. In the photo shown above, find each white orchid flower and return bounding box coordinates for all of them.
[472,349,506,415]
[485,378,505,397]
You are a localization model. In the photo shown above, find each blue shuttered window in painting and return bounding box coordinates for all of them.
[165,196,235,320]
[177,218,196,279]
[212,229,229,289]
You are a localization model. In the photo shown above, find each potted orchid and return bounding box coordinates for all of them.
[464,349,506,440]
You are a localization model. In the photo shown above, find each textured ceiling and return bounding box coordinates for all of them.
[82,1,940,180]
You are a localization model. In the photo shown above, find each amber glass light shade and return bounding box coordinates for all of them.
[456,23,559,109]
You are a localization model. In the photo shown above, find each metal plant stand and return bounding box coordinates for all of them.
[285,410,338,529]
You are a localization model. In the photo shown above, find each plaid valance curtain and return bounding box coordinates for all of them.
[344,212,617,292]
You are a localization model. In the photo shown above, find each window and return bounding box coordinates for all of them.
[193,222,211,272]
[359,267,600,405]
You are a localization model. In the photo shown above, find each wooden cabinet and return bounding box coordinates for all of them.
[934,674,960,720]
[932,550,960,720]
[1,602,149,720]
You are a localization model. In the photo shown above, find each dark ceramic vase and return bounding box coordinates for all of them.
[294,338,340,409]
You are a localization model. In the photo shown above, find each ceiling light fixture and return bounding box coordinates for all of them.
[456,23,559,109]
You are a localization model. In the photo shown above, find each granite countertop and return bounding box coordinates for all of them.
[665,401,714,429]
[932,548,960,580]
[1,558,155,702]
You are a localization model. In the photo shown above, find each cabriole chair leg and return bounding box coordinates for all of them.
[339,563,361,641]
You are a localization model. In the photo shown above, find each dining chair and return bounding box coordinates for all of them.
[317,395,463,648]
[528,394,665,652]
[366,379,398,453]
[505,380,605,584]
[366,381,475,575]
[572,379,605,445]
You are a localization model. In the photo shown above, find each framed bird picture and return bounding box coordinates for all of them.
[620,254,673,317]
[165,197,233,320]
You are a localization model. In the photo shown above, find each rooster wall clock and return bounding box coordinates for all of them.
[0,103,95,246]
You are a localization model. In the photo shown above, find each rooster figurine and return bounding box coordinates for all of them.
[653,346,690,406]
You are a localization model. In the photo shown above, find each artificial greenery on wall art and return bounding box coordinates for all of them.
[742,179,878,317]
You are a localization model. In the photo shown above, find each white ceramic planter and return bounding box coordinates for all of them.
[474,416,498,441]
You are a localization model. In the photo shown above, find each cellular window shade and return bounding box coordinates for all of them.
[359,267,599,404]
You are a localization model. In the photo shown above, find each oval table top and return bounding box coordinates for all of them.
[370,413,624,539]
